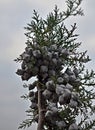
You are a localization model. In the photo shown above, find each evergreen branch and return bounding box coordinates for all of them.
[18,118,34,129]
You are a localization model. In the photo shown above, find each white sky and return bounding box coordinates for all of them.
[0,0,95,130]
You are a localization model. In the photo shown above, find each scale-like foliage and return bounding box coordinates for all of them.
[15,0,95,130]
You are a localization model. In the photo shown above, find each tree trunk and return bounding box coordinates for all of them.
[37,85,45,130]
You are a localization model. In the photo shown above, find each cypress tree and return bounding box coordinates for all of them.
[15,0,95,129]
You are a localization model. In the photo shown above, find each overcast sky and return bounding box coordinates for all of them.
[0,0,95,130]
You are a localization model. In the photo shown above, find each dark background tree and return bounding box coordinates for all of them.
[15,0,95,130]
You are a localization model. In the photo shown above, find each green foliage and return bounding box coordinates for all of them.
[15,0,95,130]
[18,119,33,129]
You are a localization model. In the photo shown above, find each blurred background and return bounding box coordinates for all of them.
[0,0,95,130]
